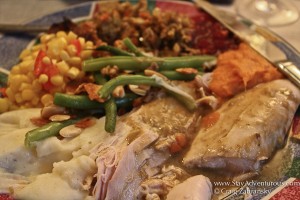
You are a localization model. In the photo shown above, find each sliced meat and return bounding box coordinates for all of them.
[137,165,188,199]
[183,79,300,173]
[91,95,201,200]
[104,131,159,200]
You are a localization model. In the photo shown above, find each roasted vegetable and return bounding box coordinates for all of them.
[83,55,215,72]
[25,118,79,147]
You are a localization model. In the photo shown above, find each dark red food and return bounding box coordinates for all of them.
[192,10,240,55]
[0,194,14,200]
[34,50,60,92]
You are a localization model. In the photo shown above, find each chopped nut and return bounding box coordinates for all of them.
[176,68,198,74]
[101,65,119,77]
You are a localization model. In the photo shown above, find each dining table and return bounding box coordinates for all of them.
[0,0,300,199]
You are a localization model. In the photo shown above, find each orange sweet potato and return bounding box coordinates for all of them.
[209,43,283,98]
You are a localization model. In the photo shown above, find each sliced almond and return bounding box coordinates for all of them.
[144,69,168,80]
[41,104,67,119]
[129,85,148,96]
[49,114,71,122]
[59,125,83,138]
[112,85,125,98]
[176,68,198,74]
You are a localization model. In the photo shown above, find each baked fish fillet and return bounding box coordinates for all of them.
[183,79,300,173]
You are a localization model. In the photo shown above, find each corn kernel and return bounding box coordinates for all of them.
[68,56,82,67]
[27,71,35,81]
[15,93,24,104]
[20,74,30,83]
[5,88,14,102]
[9,75,23,92]
[59,50,70,61]
[39,74,49,84]
[32,50,39,58]
[66,31,78,42]
[42,56,51,65]
[21,89,35,101]
[66,67,80,79]
[50,75,64,86]
[57,61,70,74]
[20,60,34,74]
[32,79,42,92]
[10,65,21,74]
[80,50,93,60]
[47,39,65,59]
[31,44,42,52]
[31,97,40,106]
[78,37,85,48]
[20,82,32,91]
[56,31,67,38]
[19,49,31,59]
[41,94,53,106]
[0,98,9,113]
[40,34,55,44]
[58,37,68,46]
[67,44,77,57]
[85,41,93,47]
[22,55,34,61]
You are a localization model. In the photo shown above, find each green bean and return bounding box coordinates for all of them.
[123,37,146,57]
[83,55,215,72]
[95,45,134,56]
[53,93,138,110]
[0,71,8,87]
[158,56,210,71]
[104,97,117,133]
[84,56,150,72]
[99,75,159,99]
[93,72,108,85]
[54,94,102,109]
[99,74,197,111]
[159,71,196,81]
[25,119,79,147]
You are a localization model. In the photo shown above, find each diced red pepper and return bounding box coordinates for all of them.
[75,117,96,129]
[69,39,82,56]
[34,50,47,77]
[33,50,59,92]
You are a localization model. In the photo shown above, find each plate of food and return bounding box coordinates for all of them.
[0,0,300,200]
